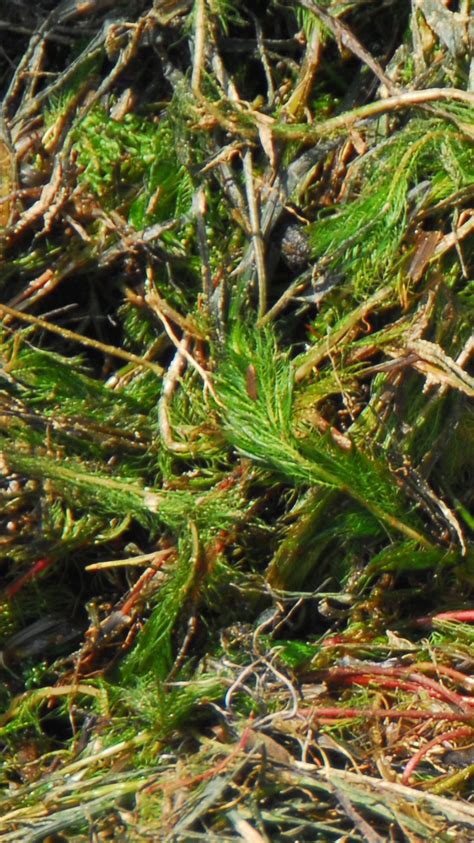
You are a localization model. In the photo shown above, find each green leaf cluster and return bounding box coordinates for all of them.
[73,110,194,229]
[309,117,474,293]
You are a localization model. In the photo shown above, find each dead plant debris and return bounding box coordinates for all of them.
[0,0,473,839]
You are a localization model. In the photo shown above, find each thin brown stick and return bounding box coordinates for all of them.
[0,302,164,376]
[297,0,399,95]
[270,88,474,143]
[333,786,385,843]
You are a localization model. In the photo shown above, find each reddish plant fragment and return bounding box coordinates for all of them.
[300,706,474,724]
[145,720,254,796]
[408,662,474,692]
[119,548,176,617]
[401,726,474,784]
[306,665,474,712]
[4,557,55,599]
[417,610,474,627]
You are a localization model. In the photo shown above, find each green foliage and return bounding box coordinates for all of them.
[294,7,324,39]
[272,639,316,669]
[43,46,103,129]
[9,344,142,417]
[0,0,473,837]
[217,326,428,545]
[309,118,474,293]
[364,541,457,576]
[207,0,245,34]
[114,671,224,738]
[1,340,154,476]
[267,489,339,589]
[73,110,194,229]
[217,326,305,477]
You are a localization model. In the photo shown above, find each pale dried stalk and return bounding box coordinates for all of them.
[243,149,267,319]
[0,302,164,376]
[191,0,207,94]
[158,337,193,453]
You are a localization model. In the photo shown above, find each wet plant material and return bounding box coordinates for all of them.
[0,0,473,839]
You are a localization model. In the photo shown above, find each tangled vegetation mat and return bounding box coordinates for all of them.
[0,0,473,839]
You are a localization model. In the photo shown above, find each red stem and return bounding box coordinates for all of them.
[4,556,54,599]
[401,726,474,784]
[417,610,474,627]
[315,665,473,712]
[299,706,474,724]
[408,662,474,692]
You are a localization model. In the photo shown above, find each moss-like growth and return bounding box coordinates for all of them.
[0,0,472,838]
